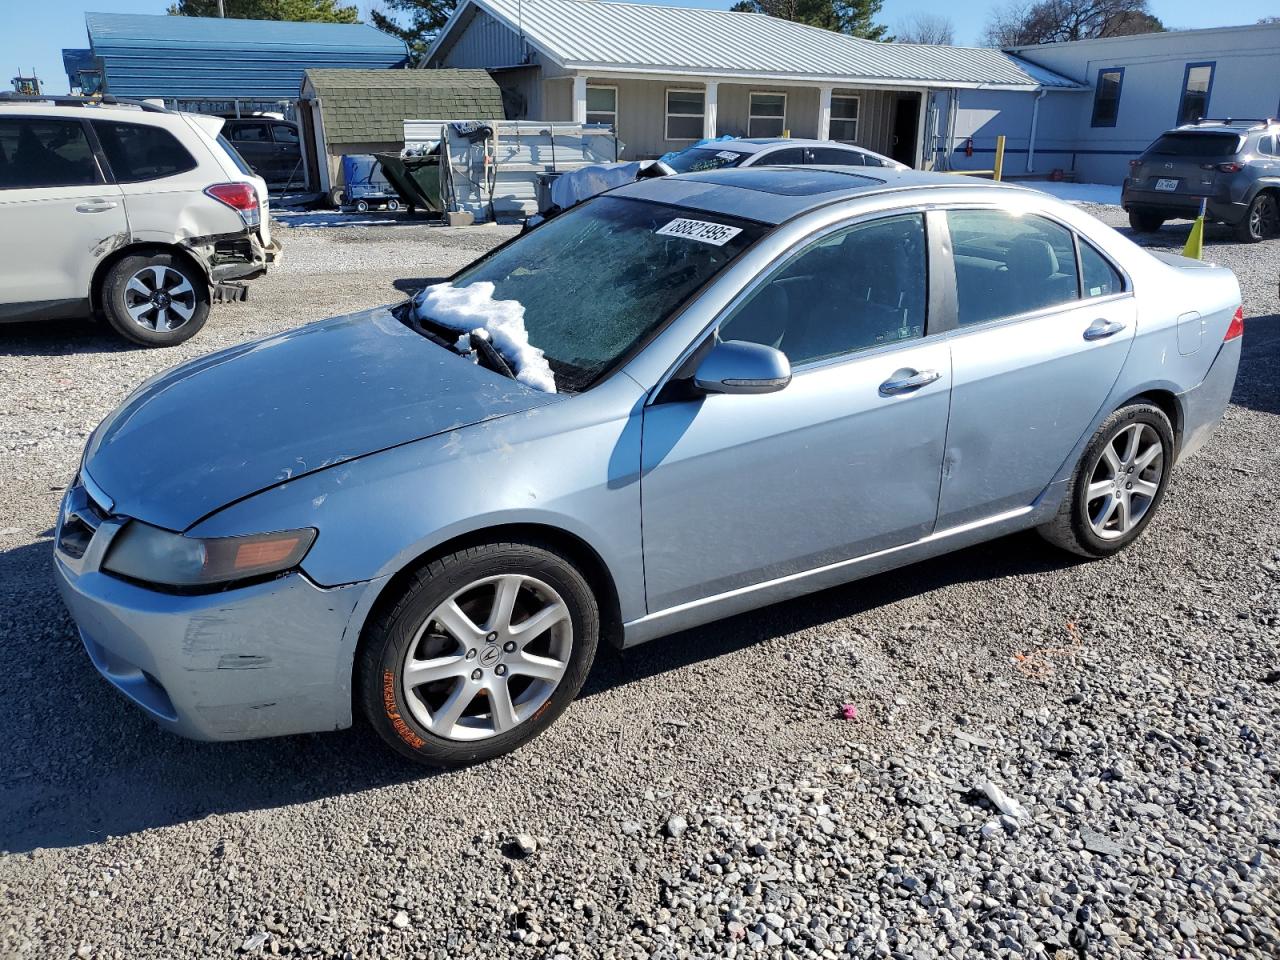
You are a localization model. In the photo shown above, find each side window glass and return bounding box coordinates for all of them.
[808,147,864,166]
[92,122,197,183]
[0,118,98,189]
[1079,238,1124,298]
[271,124,299,144]
[947,210,1080,326]
[759,147,805,165]
[719,213,927,365]
[861,154,886,168]
[230,122,267,142]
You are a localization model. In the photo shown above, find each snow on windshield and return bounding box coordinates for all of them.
[412,281,557,394]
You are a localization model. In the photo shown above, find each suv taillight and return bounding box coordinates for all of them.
[205,183,261,228]
[1224,306,1244,341]
[1216,162,1243,174]
[1129,158,1142,171]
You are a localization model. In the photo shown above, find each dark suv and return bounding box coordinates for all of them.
[1122,118,1280,242]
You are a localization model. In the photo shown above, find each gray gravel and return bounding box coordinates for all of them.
[1,209,1278,959]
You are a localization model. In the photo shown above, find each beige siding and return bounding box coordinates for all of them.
[493,66,542,120]
[542,76,573,121]
[830,88,895,156]
[717,84,819,139]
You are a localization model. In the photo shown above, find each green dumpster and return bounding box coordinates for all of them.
[374,153,443,214]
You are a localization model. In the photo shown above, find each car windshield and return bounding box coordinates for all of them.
[1147,132,1241,158]
[663,147,750,174]
[427,196,766,392]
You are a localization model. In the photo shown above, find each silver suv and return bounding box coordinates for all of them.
[0,95,279,346]
[1122,118,1280,242]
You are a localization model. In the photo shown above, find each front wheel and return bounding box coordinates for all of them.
[1234,192,1279,243]
[357,541,599,766]
[1038,402,1175,558]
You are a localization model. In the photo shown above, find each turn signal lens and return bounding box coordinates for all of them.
[1224,306,1244,341]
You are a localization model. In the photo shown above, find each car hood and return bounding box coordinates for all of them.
[84,305,559,531]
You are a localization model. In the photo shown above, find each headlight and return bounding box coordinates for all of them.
[102,522,316,588]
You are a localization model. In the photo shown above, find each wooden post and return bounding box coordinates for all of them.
[993,135,1006,182]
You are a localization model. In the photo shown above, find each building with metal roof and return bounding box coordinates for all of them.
[84,11,408,114]
[425,0,1086,165]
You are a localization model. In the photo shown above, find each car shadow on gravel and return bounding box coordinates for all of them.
[1231,309,1280,416]
[0,316,136,358]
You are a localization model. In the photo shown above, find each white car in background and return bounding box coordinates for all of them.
[0,95,277,347]
[660,137,910,174]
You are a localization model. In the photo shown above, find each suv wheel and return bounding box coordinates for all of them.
[1038,402,1174,559]
[101,253,209,347]
[1234,192,1279,243]
[1127,210,1164,233]
[357,540,600,767]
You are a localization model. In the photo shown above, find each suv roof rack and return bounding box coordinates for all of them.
[0,93,170,114]
[1183,117,1276,129]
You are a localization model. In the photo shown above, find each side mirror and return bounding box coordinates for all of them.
[692,339,791,395]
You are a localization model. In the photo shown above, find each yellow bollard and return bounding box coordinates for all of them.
[993,135,1006,182]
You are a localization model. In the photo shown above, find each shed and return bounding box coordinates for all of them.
[299,68,506,199]
[85,11,407,116]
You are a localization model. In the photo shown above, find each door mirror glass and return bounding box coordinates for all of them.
[693,339,791,395]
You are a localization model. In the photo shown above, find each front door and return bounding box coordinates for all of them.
[640,212,950,613]
[890,94,920,167]
[937,208,1137,528]
[0,116,127,319]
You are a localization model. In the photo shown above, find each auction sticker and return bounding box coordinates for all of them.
[656,217,743,246]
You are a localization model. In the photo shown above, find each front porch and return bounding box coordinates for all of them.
[546,73,930,166]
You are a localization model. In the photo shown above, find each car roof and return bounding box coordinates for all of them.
[612,166,1026,226]
[0,101,178,124]
[694,138,870,155]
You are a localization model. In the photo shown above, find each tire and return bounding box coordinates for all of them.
[357,540,600,767]
[100,253,209,347]
[1038,402,1175,559]
[355,199,370,213]
[1233,191,1279,243]
[387,199,401,212]
[1127,209,1164,233]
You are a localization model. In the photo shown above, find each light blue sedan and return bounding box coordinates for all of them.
[55,167,1243,765]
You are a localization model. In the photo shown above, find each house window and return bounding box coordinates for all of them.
[586,85,617,127]
[666,89,705,141]
[830,95,859,142]
[1091,68,1124,128]
[1177,62,1214,125]
[748,92,786,138]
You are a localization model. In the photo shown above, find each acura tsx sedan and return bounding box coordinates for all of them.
[55,167,1243,766]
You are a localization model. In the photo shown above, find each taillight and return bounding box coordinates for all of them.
[204,183,261,228]
[1224,306,1244,341]
[1216,162,1243,174]
[1128,158,1141,171]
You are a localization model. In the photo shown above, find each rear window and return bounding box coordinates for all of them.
[0,118,99,189]
[93,121,197,182]
[1146,132,1241,158]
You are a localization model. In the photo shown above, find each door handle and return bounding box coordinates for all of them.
[879,368,941,396]
[1083,318,1126,341]
[75,200,118,213]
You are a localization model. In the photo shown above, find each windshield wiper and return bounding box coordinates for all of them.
[466,331,516,381]
[413,312,517,382]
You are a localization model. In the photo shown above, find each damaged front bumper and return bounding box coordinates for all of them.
[54,477,366,742]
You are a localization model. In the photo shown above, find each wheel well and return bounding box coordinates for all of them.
[356,523,625,653]
[1126,390,1183,452]
[89,243,211,311]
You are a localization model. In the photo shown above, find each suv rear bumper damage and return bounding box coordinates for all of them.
[182,228,276,285]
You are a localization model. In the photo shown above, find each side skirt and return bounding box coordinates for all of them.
[620,499,1059,649]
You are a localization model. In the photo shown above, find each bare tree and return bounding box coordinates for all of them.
[982,0,1163,46]
[894,12,955,44]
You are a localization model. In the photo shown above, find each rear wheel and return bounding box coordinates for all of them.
[1127,209,1164,233]
[100,253,209,347]
[1234,192,1279,242]
[387,199,401,212]
[355,199,370,213]
[357,540,599,767]
[1038,402,1174,558]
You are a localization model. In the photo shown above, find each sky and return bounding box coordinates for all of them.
[7,0,1277,96]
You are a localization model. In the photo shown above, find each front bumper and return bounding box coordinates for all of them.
[54,477,369,741]
[1177,336,1242,462]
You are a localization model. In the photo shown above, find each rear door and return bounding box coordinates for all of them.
[0,116,127,318]
[937,208,1136,528]
[225,120,274,180]
[270,123,302,185]
[640,211,950,612]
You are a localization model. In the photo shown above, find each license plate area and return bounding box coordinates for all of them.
[1154,178,1179,192]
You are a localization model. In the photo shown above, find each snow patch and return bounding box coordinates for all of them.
[1023,181,1122,206]
[413,282,556,394]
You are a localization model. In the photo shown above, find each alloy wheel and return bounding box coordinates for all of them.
[1085,422,1164,540]
[1249,194,1278,240]
[401,574,573,741]
[123,265,197,332]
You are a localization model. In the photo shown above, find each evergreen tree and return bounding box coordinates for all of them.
[369,0,455,57]
[168,0,360,22]
[729,0,892,41]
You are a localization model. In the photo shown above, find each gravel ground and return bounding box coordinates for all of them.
[1,209,1277,960]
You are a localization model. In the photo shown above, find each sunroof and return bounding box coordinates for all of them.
[683,168,883,196]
